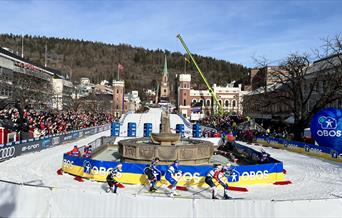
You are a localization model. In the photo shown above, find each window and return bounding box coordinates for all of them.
[232,100,236,107]
[164,89,166,93]
[183,99,186,106]
[218,100,222,105]
[200,100,204,106]
[206,99,210,107]
[117,89,119,94]
[225,100,229,107]
[192,99,197,104]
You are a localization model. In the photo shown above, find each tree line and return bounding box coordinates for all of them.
[0,34,249,102]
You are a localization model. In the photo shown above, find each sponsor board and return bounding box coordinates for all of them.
[41,139,51,148]
[72,132,79,139]
[310,108,342,153]
[0,124,109,162]
[63,135,73,141]
[257,136,342,162]
[0,146,16,161]
[21,143,40,152]
[62,152,284,186]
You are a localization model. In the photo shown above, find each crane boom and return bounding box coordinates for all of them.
[176,34,224,114]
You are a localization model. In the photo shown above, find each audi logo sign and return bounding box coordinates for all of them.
[0,124,109,162]
[0,147,16,160]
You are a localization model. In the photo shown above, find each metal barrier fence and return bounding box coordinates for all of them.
[0,124,110,162]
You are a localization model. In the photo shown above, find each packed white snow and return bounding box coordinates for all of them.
[0,108,341,201]
[0,132,341,200]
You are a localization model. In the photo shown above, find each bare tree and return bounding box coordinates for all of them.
[247,35,342,140]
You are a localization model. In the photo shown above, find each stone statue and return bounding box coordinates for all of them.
[161,110,171,133]
[150,110,180,145]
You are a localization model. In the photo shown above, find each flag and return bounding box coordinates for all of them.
[118,63,124,71]
[185,57,191,63]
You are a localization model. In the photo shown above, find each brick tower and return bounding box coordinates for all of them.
[178,74,191,117]
[113,80,125,118]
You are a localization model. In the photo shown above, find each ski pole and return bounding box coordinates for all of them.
[192,187,211,196]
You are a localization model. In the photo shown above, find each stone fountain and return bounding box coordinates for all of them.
[150,111,181,145]
[118,110,213,165]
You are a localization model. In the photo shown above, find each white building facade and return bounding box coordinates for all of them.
[177,74,247,120]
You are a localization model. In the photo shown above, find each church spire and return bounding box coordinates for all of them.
[163,55,168,75]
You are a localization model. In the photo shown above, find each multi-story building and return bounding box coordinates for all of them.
[0,47,60,109]
[246,66,288,91]
[177,74,247,120]
[52,78,74,110]
[124,91,141,112]
[243,54,342,121]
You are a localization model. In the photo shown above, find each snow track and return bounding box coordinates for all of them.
[0,130,110,189]
[239,142,342,200]
[0,132,341,201]
[0,128,342,217]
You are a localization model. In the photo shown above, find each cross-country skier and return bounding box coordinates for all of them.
[165,160,182,197]
[205,163,231,199]
[106,163,123,193]
[205,164,222,199]
[215,163,232,200]
[144,157,161,192]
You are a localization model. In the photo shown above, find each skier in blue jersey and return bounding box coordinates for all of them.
[144,157,161,192]
[165,160,182,197]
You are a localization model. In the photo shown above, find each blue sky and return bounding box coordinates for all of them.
[0,0,341,67]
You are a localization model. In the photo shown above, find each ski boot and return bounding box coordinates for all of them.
[223,194,231,200]
[169,193,174,198]
[106,187,114,193]
[149,187,157,192]
[212,190,219,199]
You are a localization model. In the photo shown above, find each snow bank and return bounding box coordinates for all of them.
[1,181,341,218]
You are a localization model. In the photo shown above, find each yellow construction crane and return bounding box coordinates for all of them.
[176,34,224,115]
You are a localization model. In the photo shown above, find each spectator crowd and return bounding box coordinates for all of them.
[200,113,245,133]
[0,108,113,140]
[199,113,291,143]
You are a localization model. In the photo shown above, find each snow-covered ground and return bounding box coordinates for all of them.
[1,111,342,217]
[0,126,341,201]
[237,142,342,200]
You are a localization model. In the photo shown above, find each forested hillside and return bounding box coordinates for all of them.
[0,34,249,100]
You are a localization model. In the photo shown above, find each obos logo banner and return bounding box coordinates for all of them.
[310,108,342,153]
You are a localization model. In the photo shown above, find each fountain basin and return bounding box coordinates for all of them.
[118,137,214,165]
[150,133,181,145]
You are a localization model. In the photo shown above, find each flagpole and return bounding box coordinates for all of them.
[44,43,47,67]
[184,57,186,73]
[117,64,119,81]
[21,35,24,58]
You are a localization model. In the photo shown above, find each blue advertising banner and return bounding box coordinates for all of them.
[62,153,284,187]
[256,136,342,162]
[310,108,342,153]
[0,124,110,162]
